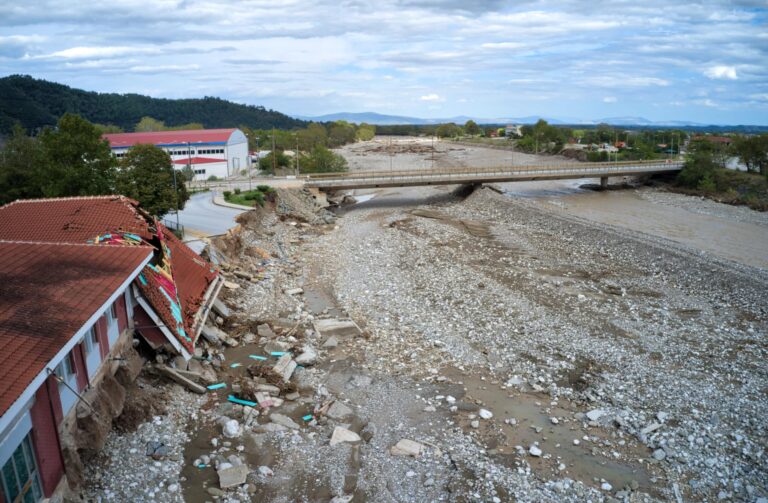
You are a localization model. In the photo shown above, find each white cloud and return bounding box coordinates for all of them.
[603,96,617,103]
[128,64,200,73]
[420,93,441,101]
[704,65,738,80]
[42,45,160,59]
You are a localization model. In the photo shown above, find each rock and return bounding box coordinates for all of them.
[330,427,361,446]
[322,336,339,348]
[207,487,225,497]
[155,365,206,394]
[406,470,416,478]
[423,406,436,412]
[361,423,376,442]
[218,464,249,489]
[641,423,663,435]
[257,324,276,338]
[295,346,318,366]
[256,384,281,395]
[529,445,542,457]
[586,409,606,422]
[470,420,480,428]
[223,419,241,438]
[573,439,580,445]
[285,288,304,295]
[445,395,456,404]
[270,413,300,430]
[479,409,493,419]
[327,401,354,420]
[223,281,240,290]
[390,439,424,457]
[258,466,274,477]
[550,417,559,425]
[424,478,435,487]
[145,441,168,460]
[201,324,226,346]
[652,449,667,461]
[656,411,669,422]
[330,496,353,503]
[601,482,613,491]
[264,340,291,353]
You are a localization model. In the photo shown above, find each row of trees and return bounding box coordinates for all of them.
[0,114,188,217]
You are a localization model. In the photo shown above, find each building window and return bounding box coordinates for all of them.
[106,303,117,326]
[1,434,43,503]
[83,326,98,354]
[54,353,74,380]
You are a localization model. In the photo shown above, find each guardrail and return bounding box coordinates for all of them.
[303,160,684,188]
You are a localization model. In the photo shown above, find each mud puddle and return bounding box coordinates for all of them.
[441,368,658,496]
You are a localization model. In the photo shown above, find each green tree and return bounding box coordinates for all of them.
[356,123,376,141]
[134,116,166,132]
[327,121,356,147]
[0,124,48,204]
[258,151,290,173]
[116,143,189,218]
[301,145,348,173]
[93,123,124,134]
[677,139,718,188]
[464,120,481,136]
[38,113,117,197]
[298,123,329,150]
[733,134,768,175]
[436,123,462,138]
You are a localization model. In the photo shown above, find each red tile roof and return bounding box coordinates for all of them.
[171,156,226,165]
[0,241,151,417]
[104,129,238,148]
[0,196,219,353]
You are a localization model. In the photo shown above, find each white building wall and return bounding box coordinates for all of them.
[225,130,249,177]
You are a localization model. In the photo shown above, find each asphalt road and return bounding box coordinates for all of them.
[174,192,244,237]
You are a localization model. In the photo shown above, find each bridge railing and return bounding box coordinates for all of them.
[303,159,684,182]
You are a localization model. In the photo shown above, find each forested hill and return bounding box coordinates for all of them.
[0,75,306,134]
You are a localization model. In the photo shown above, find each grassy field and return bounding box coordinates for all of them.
[223,185,274,207]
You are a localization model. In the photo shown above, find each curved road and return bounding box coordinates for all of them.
[176,192,244,237]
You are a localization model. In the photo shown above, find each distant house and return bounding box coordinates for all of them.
[0,196,222,501]
[104,129,250,180]
[504,125,523,138]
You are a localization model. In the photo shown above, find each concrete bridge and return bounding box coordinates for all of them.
[303,160,684,191]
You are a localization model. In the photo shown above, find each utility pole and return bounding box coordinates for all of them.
[295,134,300,176]
[272,129,277,174]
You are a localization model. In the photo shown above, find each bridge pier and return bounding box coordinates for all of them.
[600,176,608,190]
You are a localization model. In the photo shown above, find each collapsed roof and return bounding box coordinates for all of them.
[0,196,222,356]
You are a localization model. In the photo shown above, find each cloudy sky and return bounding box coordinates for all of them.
[1,0,767,124]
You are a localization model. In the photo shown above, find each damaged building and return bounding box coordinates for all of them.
[0,195,222,502]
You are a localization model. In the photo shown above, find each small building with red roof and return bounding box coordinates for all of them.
[0,196,222,501]
[103,128,249,181]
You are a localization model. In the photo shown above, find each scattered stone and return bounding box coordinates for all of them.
[653,449,667,461]
[529,445,542,457]
[218,464,249,489]
[330,427,361,446]
[223,419,241,438]
[550,417,559,425]
[390,439,424,457]
[223,280,240,290]
[601,482,613,492]
[273,354,297,382]
[322,336,339,348]
[264,340,291,353]
[479,409,493,420]
[327,401,354,420]
[285,287,304,295]
[257,324,276,338]
[586,409,606,422]
[258,466,274,477]
[470,420,480,428]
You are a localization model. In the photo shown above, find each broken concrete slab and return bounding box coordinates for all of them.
[285,287,304,295]
[212,298,231,318]
[270,413,300,430]
[295,346,318,366]
[223,281,240,290]
[264,340,291,353]
[390,439,424,457]
[330,427,361,446]
[201,324,226,346]
[273,354,297,383]
[218,464,249,489]
[155,365,206,394]
[313,319,362,338]
[322,336,339,348]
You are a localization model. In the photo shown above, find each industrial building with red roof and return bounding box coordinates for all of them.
[103,128,250,181]
[0,196,222,502]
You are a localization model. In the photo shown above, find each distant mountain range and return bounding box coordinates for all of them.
[297,111,709,127]
[0,74,306,134]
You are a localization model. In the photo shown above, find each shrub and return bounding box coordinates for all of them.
[223,190,232,198]
[207,175,218,181]
[234,188,241,194]
[257,184,273,193]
